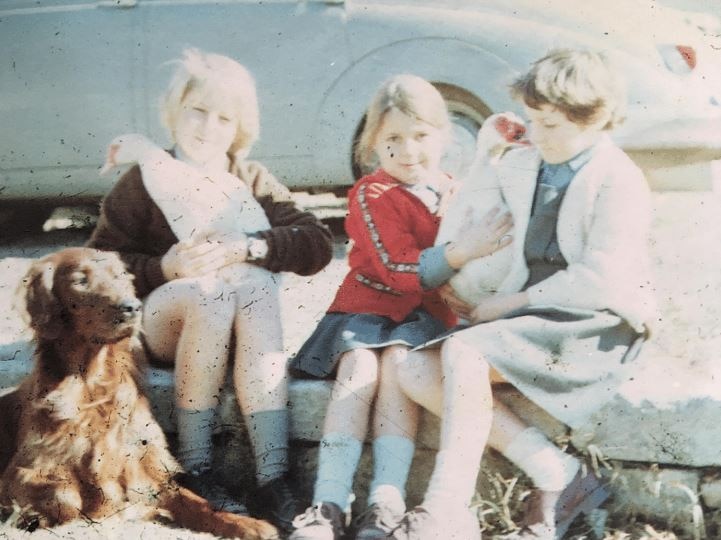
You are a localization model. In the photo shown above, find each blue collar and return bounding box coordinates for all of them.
[543,144,597,173]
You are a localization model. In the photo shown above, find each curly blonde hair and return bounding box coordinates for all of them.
[510,49,626,130]
[160,48,260,157]
[355,74,451,169]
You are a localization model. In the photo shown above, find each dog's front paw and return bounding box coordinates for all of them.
[214,512,280,540]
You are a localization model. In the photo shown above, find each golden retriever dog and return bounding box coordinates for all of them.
[0,247,277,539]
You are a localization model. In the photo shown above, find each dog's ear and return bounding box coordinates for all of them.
[21,258,64,340]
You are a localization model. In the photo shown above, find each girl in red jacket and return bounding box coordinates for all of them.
[289,74,512,540]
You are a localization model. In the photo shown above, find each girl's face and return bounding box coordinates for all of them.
[373,108,445,185]
[174,86,239,167]
[524,104,604,164]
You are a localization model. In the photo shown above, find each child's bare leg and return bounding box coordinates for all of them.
[421,336,492,514]
[143,279,235,472]
[374,346,419,439]
[390,337,490,539]
[231,274,290,486]
[395,349,443,417]
[366,346,418,518]
[313,348,380,511]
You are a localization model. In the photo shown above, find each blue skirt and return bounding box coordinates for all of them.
[289,309,447,379]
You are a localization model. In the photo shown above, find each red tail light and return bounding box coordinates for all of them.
[676,45,697,70]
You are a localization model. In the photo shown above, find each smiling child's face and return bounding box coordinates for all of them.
[373,108,445,185]
[174,85,239,167]
[524,104,605,164]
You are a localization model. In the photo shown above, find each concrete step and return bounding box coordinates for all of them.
[0,355,563,447]
[0,354,710,536]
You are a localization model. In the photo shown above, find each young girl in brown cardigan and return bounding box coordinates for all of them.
[88,48,333,534]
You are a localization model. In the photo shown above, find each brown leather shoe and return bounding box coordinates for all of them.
[507,469,609,540]
[555,469,608,538]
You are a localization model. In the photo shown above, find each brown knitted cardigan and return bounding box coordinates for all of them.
[87,157,333,297]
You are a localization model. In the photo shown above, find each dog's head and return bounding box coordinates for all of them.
[22,247,141,343]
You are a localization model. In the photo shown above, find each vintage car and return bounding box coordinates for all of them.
[1,0,720,226]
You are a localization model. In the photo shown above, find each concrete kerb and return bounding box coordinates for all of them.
[0,350,716,536]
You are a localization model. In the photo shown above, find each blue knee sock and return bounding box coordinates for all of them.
[176,407,216,473]
[368,435,414,514]
[312,432,363,510]
[245,409,290,486]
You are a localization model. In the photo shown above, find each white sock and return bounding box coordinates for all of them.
[503,427,580,491]
[421,450,477,516]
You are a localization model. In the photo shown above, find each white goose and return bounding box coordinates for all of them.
[101,134,273,290]
[436,112,529,304]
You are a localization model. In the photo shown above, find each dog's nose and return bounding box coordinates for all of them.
[118,298,142,318]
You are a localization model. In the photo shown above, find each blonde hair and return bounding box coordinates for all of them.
[510,49,626,130]
[355,74,451,168]
[160,49,260,156]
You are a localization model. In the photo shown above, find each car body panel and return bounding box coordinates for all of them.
[1,0,720,203]
[0,0,139,200]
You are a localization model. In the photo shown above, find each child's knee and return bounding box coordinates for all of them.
[380,344,409,365]
[232,267,279,297]
[395,352,435,396]
[378,345,409,376]
[176,281,238,319]
[441,337,490,380]
[336,348,380,389]
[395,363,420,398]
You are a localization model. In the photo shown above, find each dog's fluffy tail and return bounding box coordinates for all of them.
[159,484,279,540]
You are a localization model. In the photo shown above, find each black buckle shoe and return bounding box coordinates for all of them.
[249,476,301,535]
[353,503,403,539]
[176,468,248,515]
[290,502,346,540]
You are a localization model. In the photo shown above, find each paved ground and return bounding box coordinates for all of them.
[2,191,721,538]
[3,189,721,370]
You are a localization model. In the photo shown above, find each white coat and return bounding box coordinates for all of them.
[476,134,656,333]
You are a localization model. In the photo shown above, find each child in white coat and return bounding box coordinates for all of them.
[389,49,655,540]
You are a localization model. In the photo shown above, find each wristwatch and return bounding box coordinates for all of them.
[246,234,269,262]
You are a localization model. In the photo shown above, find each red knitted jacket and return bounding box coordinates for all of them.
[328,169,456,328]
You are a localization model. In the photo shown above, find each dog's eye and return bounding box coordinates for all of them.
[71,273,89,288]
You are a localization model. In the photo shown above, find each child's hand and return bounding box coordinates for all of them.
[438,283,474,319]
[99,133,161,175]
[437,182,461,218]
[444,206,513,269]
[469,292,529,324]
[161,233,249,280]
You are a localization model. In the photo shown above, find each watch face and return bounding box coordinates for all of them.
[248,237,269,261]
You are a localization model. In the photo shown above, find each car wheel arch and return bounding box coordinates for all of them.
[310,37,519,187]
